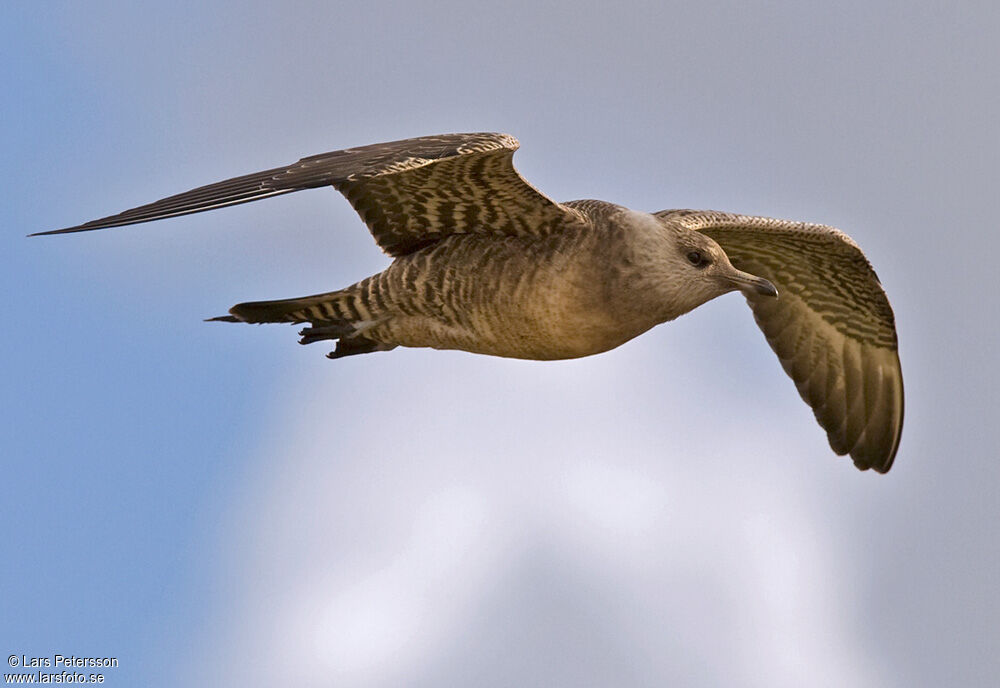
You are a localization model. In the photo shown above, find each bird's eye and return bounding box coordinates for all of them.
[687,250,706,267]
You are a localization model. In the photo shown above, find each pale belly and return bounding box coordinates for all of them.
[356,232,664,360]
[380,310,654,360]
[370,270,658,360]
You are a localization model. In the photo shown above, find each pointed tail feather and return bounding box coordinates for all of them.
[208,290,350,325]
[203,285,395,358]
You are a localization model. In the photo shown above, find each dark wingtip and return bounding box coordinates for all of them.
[29,226,91,237]
[852,457,892,474]
[205,315,241,323]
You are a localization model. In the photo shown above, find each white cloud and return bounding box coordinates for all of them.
[189,341,890,687]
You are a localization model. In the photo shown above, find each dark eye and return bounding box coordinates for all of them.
[687,250,707,267]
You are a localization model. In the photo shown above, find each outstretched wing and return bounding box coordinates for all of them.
[34,132,588,255]
[656,210,903,473]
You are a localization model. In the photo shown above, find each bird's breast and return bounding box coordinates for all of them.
[375,232,659,360]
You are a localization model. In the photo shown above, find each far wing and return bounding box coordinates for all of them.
[35,132,588,256]
[656,210,904,473]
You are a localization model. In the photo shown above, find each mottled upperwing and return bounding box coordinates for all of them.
[656,210,904,473]
[34,132,588,255]
[290,133,588,255]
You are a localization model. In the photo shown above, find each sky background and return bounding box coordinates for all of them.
[3,1,998,686]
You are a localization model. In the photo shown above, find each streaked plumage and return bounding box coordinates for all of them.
[36,132,903,472]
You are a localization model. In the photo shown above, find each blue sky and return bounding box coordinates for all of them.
[3,1,998,686]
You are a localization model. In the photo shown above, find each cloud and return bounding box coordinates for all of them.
[186,340,888,687]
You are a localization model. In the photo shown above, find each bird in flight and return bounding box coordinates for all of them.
[35,132,903,472]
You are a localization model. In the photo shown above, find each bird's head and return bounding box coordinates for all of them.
[673,229,778,299]
[638,213,778,319]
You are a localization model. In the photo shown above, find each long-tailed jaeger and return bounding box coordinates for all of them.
[34,132,903,472]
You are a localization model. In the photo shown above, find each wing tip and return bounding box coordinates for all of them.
[851,351,904,475]
[29,226,88,237]
[843,413,903,475]
[852,453,895,474]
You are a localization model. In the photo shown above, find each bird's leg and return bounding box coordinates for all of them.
[326,336,396,359]
[298,322,356,345]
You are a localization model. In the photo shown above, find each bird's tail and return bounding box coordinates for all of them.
[208,290,343,324]
[207,282,395,359]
